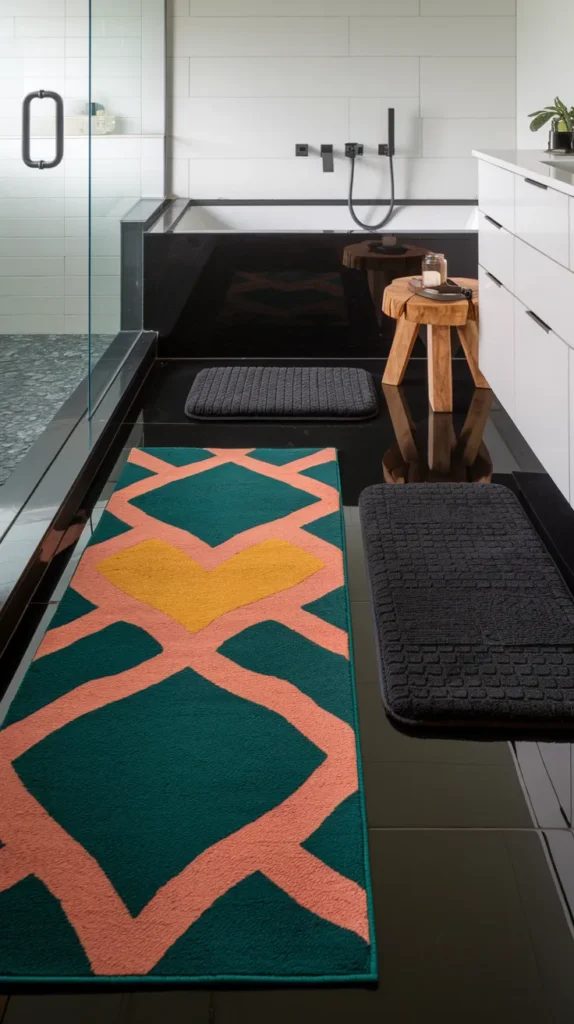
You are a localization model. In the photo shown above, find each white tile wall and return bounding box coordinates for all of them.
[422,0,515,11]
[185,0,418,11]
[167,0,516,200]
[0,3,165,335]
[420,58,516,119]
[350,17,515,57]
[169,18,349,58]
[183,56,420,98]
[0,134,163,333]
[171,98,349,159]
[422,118,516,157]
[0,16,145,153]
[0,1,65,12]
[516,0,574,149]
[185,155,478,200]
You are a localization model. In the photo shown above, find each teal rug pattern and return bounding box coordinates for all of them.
[0,447,376,985]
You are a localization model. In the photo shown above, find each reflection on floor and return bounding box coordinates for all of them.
[3,362,574,1023]
[383,385,493,484]
[0,335,113,487]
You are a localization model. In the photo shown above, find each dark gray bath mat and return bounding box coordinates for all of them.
[185,366,378,421]
[359,483,574,729]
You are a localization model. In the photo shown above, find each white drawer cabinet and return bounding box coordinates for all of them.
[515,175,570,268]
[514,296,570,499]
[478,160,514,234]
[478,210,514,292]
[514,236,574,349]
[478,266,514,416]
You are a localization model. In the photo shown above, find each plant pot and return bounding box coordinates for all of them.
[549,128,574,151]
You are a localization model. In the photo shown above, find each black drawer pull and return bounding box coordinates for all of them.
[526,309,551,333]
[484,214,503,229]
[485,270,503,287]
[524,176,548,190]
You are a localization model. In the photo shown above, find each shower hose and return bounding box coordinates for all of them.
[347,148,395,231]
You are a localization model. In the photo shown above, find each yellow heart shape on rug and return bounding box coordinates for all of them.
[97,537,324,633]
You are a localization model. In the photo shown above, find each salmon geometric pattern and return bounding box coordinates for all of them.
[0,447,376,984]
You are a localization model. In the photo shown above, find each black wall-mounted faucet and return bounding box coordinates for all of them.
[321,145,334,172]
[378,107,396,157]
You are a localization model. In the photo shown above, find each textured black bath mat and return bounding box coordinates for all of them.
[185,366,378,421]
[360,483,574,730]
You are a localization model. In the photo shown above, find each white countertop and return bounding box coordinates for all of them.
[473,149,574,198]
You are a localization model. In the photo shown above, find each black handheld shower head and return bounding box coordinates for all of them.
[387,106,395,158]
[377,107,395,157]
[347,106,396,230]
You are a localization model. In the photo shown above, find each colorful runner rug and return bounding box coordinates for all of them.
[0,447,376,985]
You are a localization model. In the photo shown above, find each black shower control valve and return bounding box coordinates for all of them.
[379,143,390,156]
[345,143,364,158]
[295,143,309,156]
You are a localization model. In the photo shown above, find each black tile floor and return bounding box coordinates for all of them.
[3,357,574,1023]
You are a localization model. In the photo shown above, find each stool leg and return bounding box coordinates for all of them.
[459,388,493,466]
[457,321,490,389]
[427,325,453,412]
[428,412,455,474]
[383,318,419,386]
[382,384,418,464]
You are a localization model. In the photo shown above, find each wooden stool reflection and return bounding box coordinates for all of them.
[382,385,493,484]
[382,276,489,413]
[342,241,429,322]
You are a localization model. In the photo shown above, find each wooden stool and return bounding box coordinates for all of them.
[342,241,429,321]
[382,276,489,412]
[382,385,493,485]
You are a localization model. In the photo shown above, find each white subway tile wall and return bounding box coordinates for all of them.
[0,5,145,134]
[0,2,165,334]
[0,133,163,335]
[167,0,517,200]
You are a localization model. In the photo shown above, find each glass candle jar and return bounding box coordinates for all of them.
[437,253,448,282]
[421,253,443,288]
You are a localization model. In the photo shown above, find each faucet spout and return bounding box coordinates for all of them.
[321,145,334,172]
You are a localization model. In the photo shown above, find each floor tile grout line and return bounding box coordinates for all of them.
[367,826,574,832]
[362,760,528,767]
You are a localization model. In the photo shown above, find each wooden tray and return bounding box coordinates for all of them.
[408,277,470,302]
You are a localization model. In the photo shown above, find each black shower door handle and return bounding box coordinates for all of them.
[22,90,64,169]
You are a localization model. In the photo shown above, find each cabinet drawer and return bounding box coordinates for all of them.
[514,236,574,348]
[514,296,570,499]
[515,174,569,267]
[478,210,514,292]
[478,266,514,416]
[478,160,514,233]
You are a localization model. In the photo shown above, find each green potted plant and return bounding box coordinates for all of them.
[529,97,574,151]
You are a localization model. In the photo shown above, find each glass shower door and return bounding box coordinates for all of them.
[0,4,90,489]
[87,0,166,411]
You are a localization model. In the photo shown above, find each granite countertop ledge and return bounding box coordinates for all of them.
[473,149,574,199]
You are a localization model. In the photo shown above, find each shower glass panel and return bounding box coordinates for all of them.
[88,0,143,397]
[87,0,165,413]
[0,3,90,489]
